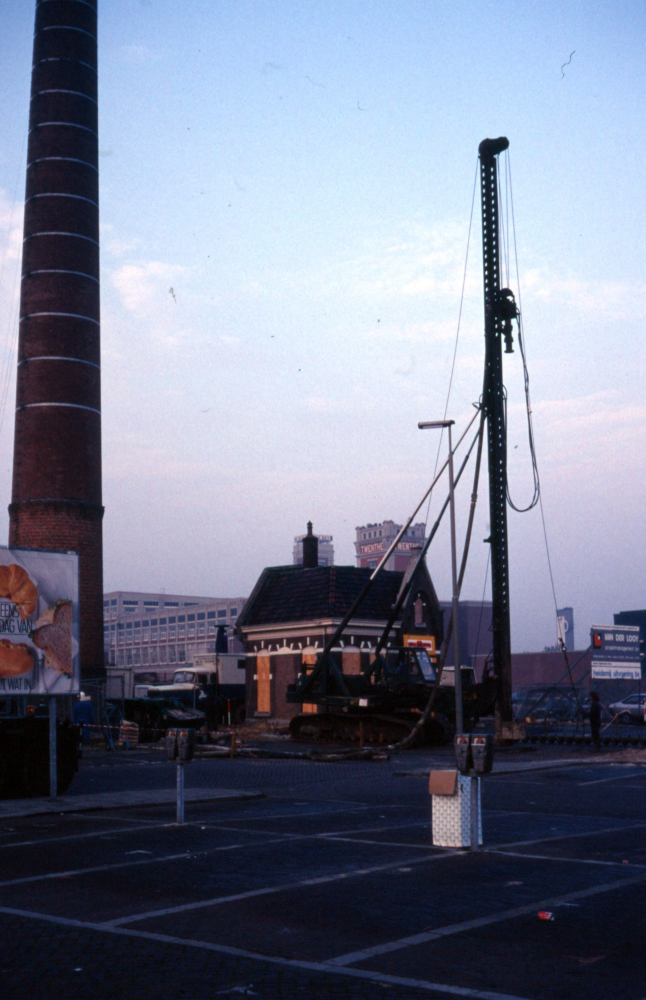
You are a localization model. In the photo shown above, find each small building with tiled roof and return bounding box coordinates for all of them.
[236,526,444,721]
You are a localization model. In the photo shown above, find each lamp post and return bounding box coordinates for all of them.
[418,419,462,734]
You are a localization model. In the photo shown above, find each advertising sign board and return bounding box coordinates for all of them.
[403,634,436,654]
[0,546,80,695]
[590,624,641,680]
[557,606,574,652]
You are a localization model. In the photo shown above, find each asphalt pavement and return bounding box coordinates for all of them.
[1,740,645,1000]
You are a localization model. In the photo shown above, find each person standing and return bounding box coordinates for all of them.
[73,693,95,743]
[589,690,601,750]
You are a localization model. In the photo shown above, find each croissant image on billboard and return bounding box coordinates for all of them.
[0,546,79,695]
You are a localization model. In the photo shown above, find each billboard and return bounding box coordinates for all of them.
[0,546,80,695]
[590,624,641,680]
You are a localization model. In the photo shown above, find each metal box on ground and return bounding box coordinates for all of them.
[429,769,482,848]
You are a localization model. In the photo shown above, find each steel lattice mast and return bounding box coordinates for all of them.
[479,137,519,741]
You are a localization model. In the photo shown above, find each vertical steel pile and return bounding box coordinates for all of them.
[10,0,104,678]
[479,136,513,737]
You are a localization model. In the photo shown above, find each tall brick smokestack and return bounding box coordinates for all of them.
[10,0,104,678]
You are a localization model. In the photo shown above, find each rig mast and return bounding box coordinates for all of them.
[479,137,521,741]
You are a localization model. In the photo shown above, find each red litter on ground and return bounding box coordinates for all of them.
[537,911,555,922]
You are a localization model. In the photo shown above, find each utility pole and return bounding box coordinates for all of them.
[478,137,522,743]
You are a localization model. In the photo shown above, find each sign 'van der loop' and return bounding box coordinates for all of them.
[590,624,641,680]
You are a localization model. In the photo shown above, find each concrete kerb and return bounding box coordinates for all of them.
[0,787,264,820]
[394,754,646,778]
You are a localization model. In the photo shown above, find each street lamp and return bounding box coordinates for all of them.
[418,419,462,734]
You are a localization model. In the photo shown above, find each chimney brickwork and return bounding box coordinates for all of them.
[9,0,104,677]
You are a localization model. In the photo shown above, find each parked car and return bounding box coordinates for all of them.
[608,694,646,724]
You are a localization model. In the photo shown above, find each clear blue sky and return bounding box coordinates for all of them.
[1,0,645,652]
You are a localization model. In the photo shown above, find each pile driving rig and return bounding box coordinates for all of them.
[287,137,522,746]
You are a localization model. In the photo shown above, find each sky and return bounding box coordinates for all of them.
[1,0,645,654]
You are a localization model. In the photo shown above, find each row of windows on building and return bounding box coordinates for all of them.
[103,609,238,648]
[103,598,204,619]
[114,644,200,666]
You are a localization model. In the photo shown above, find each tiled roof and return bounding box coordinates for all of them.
[236,565,404,628]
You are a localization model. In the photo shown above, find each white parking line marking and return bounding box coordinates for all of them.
[0,905,534,1000]
[0,839,290,888]
[322,836,436,850]
[0,822,183,850]
[103,852,446,927]
[317,819,427,836]
[326,871,646,967]
[578,770,646,786]
[488,849,646,870]
[0,804,408,850]
[491,821,646,851]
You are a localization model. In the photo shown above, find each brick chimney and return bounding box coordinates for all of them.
[9,0,104,678]
[302,521,319,569]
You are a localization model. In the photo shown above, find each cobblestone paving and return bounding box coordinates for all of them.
[1,746,645,1000]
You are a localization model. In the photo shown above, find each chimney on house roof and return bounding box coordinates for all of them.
[302,521,319,569]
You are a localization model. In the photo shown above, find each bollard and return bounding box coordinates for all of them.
[167,728,194,823]
[359,720,364,748]
[230,731,236,758]
[176,762,185,824]
[470,777,478,852]
[49,696,57,799]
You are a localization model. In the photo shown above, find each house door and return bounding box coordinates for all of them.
[301,652,317,714]
[256,655,271,714]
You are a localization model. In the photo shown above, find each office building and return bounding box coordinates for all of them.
[293,532,334,567]
[355,520,426,572]
[104,590,247,678]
